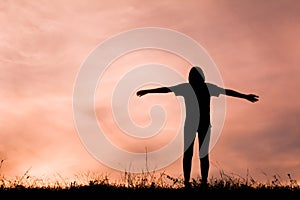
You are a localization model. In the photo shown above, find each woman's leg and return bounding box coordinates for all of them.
[183,116,198,186]
[183,139,195,186]
[198,126,211,184]
[200,155,209,184]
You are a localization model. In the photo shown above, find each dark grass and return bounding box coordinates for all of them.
[1,167,299,199]
[1,180,299,199]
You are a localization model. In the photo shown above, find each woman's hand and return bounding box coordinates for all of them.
[136,90,148,97]
[246,94,259,103]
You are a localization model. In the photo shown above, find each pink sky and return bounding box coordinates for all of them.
[1,0,300,184]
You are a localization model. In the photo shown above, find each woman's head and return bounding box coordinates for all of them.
[188,66,205,85]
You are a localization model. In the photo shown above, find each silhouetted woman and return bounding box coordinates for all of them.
[137,66,259,187]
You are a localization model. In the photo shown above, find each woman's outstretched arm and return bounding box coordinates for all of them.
[225,89,259,103]
[136,87,172,97]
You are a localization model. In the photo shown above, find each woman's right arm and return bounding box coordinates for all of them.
[136,87,172,97]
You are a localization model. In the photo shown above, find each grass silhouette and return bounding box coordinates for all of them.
[0,160,299,199]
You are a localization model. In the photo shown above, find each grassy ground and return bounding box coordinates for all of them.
[0,168,299,199]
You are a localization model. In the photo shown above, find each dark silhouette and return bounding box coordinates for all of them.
[136,66,259,187]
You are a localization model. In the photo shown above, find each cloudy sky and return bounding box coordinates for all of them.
[1,0,300,184]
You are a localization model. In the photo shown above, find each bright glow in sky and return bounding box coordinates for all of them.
[1,0,300,184]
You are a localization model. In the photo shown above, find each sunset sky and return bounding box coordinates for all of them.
[1,0,300,184]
